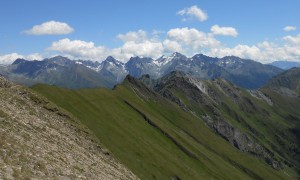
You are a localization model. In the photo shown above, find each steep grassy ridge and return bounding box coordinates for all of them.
[32,76,293,179]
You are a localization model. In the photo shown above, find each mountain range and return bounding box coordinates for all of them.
[0,52,284,89]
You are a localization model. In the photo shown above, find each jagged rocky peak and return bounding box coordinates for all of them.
[12,58,28,65]
[103,56,124,66]
[220,55,244,64]
[154,52,188,66]
[46,56,72,65]
[171,52,186,58]
[127,56,154,64]
[191,53,213,61]
[76,59,101,68]
[105,56,117,62]
[168,52,188,61]
[222,55,243,60]
[123,74,142,87]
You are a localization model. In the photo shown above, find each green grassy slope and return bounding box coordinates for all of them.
[32,78,293,179]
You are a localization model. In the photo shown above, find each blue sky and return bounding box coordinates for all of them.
[0,0,300,64]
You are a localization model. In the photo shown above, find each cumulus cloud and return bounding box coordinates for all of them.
[163,39,184,53]
[177,5,208,22]
[211,25,238,37]
[209,45,261,60]
[111,40,164,61]
[46,28,221,62]
[283,34,300,44]
[112,30,165,61]
[47,32,165,62]
[24,21,74,35]
[209,34,300,63]
[44,30,300,63]
[0,53,23,64]
[167,27,220,50]
[48,38,107,60]
[283,26,296,32]
[0,53,42,64]
[117,30,147,42]
[283,34,300,59]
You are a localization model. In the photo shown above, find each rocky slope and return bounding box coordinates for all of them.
[0,76,137,179]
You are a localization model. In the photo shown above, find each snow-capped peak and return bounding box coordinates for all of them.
[154,52,188,66]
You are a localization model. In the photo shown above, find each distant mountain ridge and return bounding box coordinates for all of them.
[270,61,300,70]
[0,56,114,89]
[0,52,283,89]
[264,67,300,96]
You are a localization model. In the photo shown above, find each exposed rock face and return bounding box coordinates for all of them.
[149,72,282,170]
[0,76,137,179]
[201,115,281,169]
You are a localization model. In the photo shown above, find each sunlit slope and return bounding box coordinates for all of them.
[32,77,291,179]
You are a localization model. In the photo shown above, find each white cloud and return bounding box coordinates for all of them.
[111,30,165,61]
[152,30,165,36]
[209,34,300,63]
[25,53,43,60]
[283,34,300,45]
[209,45,261,60]
[117,30,147,42]
[283,34,300,59]
[167,27,220,50]
[48,38,107,60]
[111,40,164,61]
[44,30,300,63]
[283,26,296,32]
[163,39,184,53]
[0,53,42,64]
[46,28,220,62]
[0,53,23,64]
[24,21,74,35]
[177,5,208,22]
[47,33,165,62]
[211,25,238,37]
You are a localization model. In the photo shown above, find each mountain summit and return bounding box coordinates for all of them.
[0,53,283,89]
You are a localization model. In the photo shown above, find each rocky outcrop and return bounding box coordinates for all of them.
[150,72,283,170]
[201,115,282,169]
[0,77,137,179]
[0,76,12,88]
